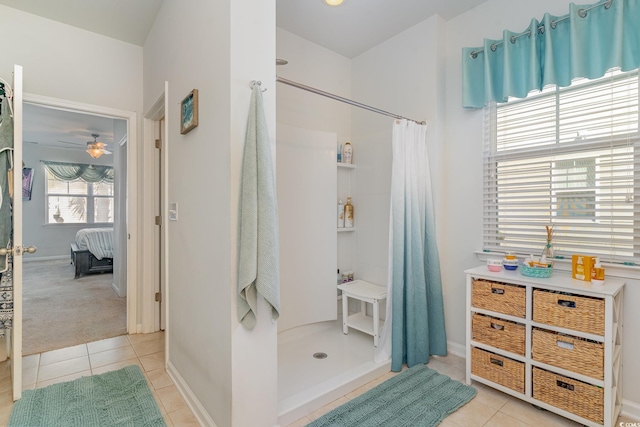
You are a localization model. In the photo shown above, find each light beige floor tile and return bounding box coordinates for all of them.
[87,335,131,354]
[471,382,510,410]
[426,359,465,381]
[39,344,88,366]
[288,416,312,427]
[128,332,164,346]
[156,384,187,414]
[140,351,165,372]
[307,396,349,421]
[147,368,173,391]
[168,407,200,426]
[91,359,142,376]
[0,404,13,427]
[36,370,91,389]
[22,354,40,369]
[439,418,463,427]
[22,366,38,388]
[132,338,165,357]
[163,414,175,427]
[344,373,391,399]
[0,361,9,382]
[434,354,466,370]
[484,411,531,427]
[619,415,640,423]
[37,356,90,383]
[89,346,137,368]
[446,399,498,427]
[500,398,581,426]
[0,389,13,412]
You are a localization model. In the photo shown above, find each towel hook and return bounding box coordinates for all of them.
[250,80,267,92]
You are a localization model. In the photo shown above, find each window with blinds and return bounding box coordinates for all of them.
[483,69,639,263]
[46,170,114,224]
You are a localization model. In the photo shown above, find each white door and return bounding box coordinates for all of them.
[276,124,337,332]
[10,64,24,401]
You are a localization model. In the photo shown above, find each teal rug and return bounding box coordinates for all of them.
[307,364,476,427]
[9,365,166,427]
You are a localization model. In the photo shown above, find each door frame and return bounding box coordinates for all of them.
[23,92,139,333]
[143,83,169,344]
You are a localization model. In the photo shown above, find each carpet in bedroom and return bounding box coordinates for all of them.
[22,259,126,356]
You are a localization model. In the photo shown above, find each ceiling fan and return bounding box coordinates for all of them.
[86,134,112,159]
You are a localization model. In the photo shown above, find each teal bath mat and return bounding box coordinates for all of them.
[9,365,166,427]
[307,364,476,427]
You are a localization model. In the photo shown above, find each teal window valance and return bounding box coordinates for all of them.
[42,161,114,184]
[462,0,640,108]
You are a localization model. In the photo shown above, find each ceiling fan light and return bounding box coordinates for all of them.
[86,142,104,158]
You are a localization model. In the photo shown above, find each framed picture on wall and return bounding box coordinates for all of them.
[180,89,199,134]
[22,167,34,201]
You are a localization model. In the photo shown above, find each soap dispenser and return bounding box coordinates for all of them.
[344,197,354,228]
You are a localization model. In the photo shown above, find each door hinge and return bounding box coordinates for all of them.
[155,139,162,149]
[155,215,162,226]
[155,292,162,302]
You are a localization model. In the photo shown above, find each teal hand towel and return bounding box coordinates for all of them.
[237,85,280,330]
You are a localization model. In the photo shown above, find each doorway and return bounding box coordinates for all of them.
[23,94,137,355]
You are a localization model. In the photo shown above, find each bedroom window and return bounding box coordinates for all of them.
[45,170,114,224]
[483,68,640,263]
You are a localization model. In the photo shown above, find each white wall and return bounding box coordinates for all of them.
[444,0,640,414]
[0,3,144,321]
[22,145,114,259]
[144,0,276,426]
[350,15,447,289]
[276,27,356,285]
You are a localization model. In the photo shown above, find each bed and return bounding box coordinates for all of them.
[70,228,114,279]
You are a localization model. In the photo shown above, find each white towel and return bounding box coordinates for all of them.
[237,85,280,330]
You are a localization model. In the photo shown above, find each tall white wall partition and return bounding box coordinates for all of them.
[277,124,337,332]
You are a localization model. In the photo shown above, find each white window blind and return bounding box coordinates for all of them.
[46,170,114,224]
[484,69,640,263]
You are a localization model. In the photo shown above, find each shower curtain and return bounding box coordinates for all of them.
[375,119,447,371]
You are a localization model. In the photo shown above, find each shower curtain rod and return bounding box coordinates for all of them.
[275,76,426,125]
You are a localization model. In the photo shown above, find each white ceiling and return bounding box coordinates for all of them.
[4,0,486,147]
[23,103,119,152]
[277,0,488,58]
[0,0,163,46]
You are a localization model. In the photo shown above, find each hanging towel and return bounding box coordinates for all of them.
[237,85,280,330]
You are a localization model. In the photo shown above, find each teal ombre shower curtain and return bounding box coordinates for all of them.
[462,0,640,108]
[377,120,447,371]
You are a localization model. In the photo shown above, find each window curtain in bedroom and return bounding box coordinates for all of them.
[375,120,447,371]
[42,161,114,184]
[462,0,640,108]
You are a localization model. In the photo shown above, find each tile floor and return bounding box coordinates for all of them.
[1,339,637,427]
[287,353,639,427]
[0,332,199,426]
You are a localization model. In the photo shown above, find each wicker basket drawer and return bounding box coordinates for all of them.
[532,328,604,380]
[533,290,605,335]
[471,347,524,393]
[472,280,526,318]
[533,367,604,424]
[473,313,525,356]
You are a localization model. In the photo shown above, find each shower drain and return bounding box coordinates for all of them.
[313,352,328,359]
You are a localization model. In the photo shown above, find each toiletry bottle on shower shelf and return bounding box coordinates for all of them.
[344,197,354,228]
[343,142,352,164]
[337,199,345,228]
[337,144,342,163]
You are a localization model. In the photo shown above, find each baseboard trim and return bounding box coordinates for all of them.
[447,340,466,358]
[166,360,216,427]
[622,399,640,421]
[23,255,70,263]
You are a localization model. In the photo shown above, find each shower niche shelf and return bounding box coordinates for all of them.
[338,228,355,232]
[337,162,356,169]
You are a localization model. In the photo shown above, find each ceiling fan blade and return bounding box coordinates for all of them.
[57,140,85,146]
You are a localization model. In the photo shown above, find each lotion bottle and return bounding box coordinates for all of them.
[591,257,605,284]
[337,200,345,228]
[343,142,353,164]
[344,197,354,228]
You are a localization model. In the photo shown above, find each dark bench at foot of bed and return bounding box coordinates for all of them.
[70,242,114,279]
